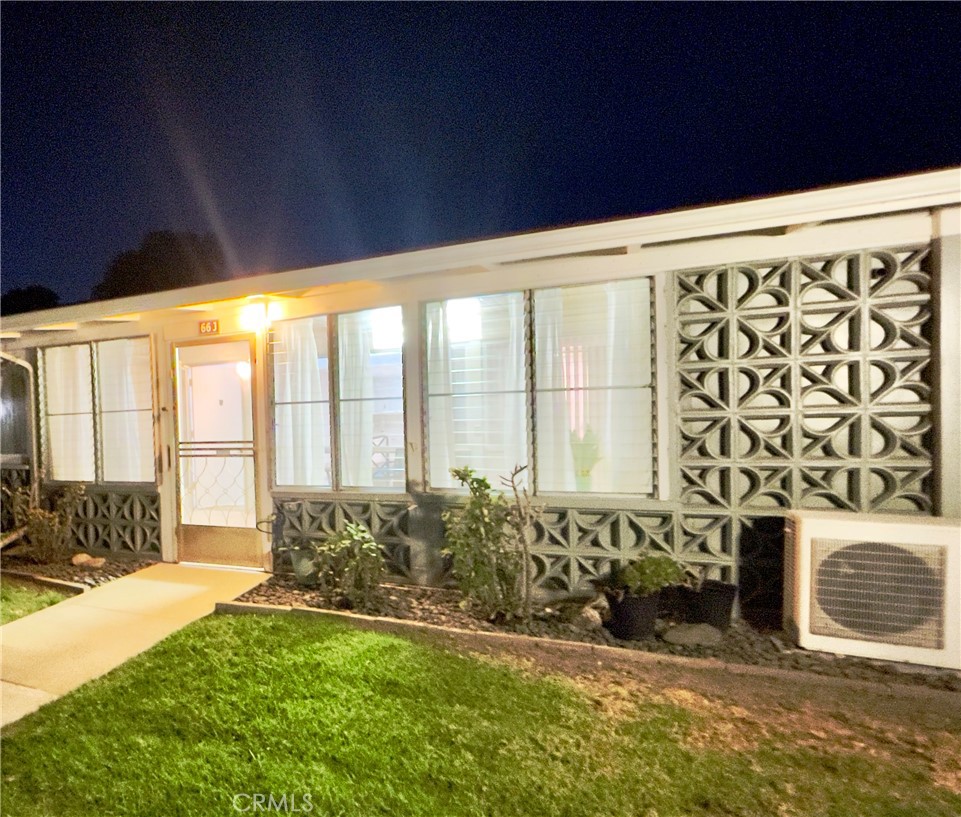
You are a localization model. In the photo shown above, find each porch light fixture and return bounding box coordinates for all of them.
[239,296,282,333]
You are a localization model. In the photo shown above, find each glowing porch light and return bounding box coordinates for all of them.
[266,301,284,323]
[239,298,271,333]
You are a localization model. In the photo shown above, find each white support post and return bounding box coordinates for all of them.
[933,206,961,518]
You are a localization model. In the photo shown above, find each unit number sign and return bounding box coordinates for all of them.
[199,320,220,335]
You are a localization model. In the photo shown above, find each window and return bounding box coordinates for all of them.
[271,306,406,491]
[534,279,654,494]
[41,337,155,483]
[273,316,332,488]
[425,293,527,488]
[425,278,655,496]
[338,307,405,489]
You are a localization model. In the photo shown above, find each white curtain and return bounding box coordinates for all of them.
[425,302,456,485]
[97,338,154,483]
[535,280,654,494]
[533,288,574,489]
[338,311,375,487]
[273,317,331,487]
[43,344,95,481]
[426,293,527,488]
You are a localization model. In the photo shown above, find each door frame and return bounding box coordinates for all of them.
[171,333,269,568]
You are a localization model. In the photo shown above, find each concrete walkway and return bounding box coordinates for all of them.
[1,562,266,727]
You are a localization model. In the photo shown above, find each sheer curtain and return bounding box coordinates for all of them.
[43,344,95,481]
[96,338,154,483]
[339,310,374,487]
[273,317,331,487]
[534,279,654,494]
[426,293,527,488]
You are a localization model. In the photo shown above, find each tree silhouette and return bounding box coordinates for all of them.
[0,285,61,315]
[91,231,229,301]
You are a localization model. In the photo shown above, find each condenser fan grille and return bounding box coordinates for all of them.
[810,539,945,649]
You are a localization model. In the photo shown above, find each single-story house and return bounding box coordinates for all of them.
[2,168,959,627]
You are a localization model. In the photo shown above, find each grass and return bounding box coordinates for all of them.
[0,576,69,625]
[1,614,958,817]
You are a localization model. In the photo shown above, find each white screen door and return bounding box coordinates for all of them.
[175,340,261,567]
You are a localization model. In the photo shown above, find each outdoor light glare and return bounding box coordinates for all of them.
[235,361,252,380]
[371,306,404,350]
[266,301,284,323]
[239,301,270,333]
[446,297,482,343]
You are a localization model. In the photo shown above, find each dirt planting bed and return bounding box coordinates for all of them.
[0,550,156,588]
[238,574,961,693]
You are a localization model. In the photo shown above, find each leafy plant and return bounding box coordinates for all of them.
[616,552,686,597]
[314,522,386,609]
[443,466,536,623]
[3,484,85,563]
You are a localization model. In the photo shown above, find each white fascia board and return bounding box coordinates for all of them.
[4,167,958,333]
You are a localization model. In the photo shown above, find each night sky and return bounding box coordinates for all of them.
[3,3,960,306]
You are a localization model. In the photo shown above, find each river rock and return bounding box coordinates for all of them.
[663,623,723,647]
[71,552,93,565]
[572,606,603,631]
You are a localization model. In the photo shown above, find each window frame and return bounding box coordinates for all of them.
[422,290,531,491]
[38,335,157,486]
[269,305,408,495]
[423,276,659,499]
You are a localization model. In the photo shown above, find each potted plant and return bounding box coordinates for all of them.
[596,553,686,640]
[286,543,321,587]
[263,510,321,587]
[689,575,738,630]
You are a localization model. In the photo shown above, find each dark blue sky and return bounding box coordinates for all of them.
[3,3,960,306]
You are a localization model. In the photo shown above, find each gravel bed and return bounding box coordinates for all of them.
[239,575,961,693]
[0,550,156,588]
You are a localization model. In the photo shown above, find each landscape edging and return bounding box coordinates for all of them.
[1,570,87,595]
[211,600,961,696]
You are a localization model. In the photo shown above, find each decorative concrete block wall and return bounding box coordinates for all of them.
[270,242,937,621]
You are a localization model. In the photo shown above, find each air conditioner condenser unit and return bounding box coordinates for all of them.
[783,510,961,670]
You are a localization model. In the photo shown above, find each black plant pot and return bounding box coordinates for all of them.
[690,580,738,630]
[659,585,696,621]
[605,590,660,640]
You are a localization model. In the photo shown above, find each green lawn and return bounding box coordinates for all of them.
[0,576,69,625]
[1,614,957,817]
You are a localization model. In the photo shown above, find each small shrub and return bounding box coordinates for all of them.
[3,484,85,563]
[617,553,686,597]
[443,467,525,622]
[315,522,386,609]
